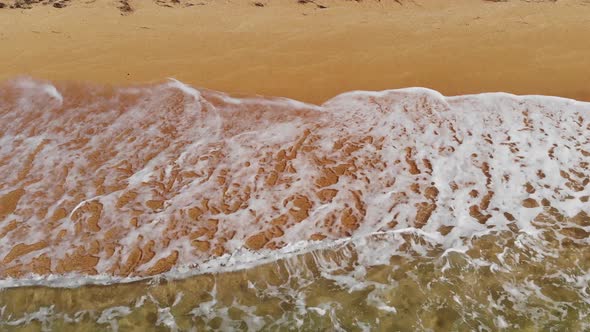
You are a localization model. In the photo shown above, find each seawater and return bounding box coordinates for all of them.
[1,78,590,331]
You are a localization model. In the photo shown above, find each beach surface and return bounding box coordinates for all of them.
[2,2,590,330]
[1,0,590,103]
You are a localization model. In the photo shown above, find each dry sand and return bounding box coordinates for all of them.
[1,0,590,103]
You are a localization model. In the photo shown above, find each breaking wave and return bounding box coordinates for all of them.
[1,77,590,330]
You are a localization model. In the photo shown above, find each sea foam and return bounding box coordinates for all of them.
[0,77,589,288]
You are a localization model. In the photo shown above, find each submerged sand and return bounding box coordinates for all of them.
[1,0,590,103]
[2,78,590,279]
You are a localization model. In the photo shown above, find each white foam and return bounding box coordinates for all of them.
[1,78,590,290]
[97,306,132,332]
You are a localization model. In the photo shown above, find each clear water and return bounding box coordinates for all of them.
[1,78,590,331]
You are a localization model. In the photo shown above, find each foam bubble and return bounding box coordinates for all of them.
[1,78,589,289]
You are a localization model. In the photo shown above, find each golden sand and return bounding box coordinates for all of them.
[1,0,590,104]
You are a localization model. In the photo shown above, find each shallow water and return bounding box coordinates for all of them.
[2,229,590,331]
[1,78,590,330]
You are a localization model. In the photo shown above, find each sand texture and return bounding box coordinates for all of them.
[1,0,590,103]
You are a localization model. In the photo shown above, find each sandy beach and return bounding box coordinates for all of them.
[1,0,590,103]
[3,2,590,330]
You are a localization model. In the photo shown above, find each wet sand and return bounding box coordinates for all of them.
[1,0,590,103]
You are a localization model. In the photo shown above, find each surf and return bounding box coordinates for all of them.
[1,77,590,330]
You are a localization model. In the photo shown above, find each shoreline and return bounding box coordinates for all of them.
[1,2,590,331]
[2,78,590,279]
[1,0,590,103]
